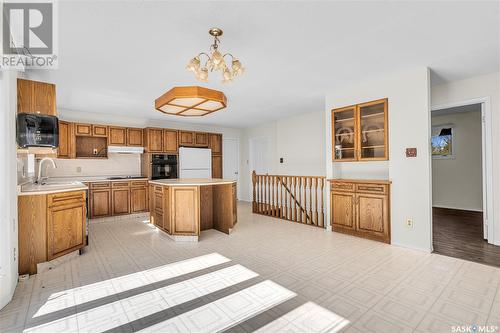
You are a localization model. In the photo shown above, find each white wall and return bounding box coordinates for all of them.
[432,110,482,211]
[239,110,326,201]
[0,70,19,309]
[325,67,432,252]
[431,72,500,244]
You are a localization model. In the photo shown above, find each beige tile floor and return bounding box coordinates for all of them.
[2,202,500,333]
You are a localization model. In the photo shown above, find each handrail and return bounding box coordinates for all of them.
[252,171,326,228]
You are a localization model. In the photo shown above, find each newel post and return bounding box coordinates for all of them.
[252,170,257,213]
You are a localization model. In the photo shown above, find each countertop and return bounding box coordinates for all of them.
[18,182,88,196]
[149,178,237,186]
[328,178,392,184]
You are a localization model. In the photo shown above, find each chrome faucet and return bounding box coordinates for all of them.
[36,157,57,184]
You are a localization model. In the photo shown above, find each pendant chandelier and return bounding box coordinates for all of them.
[186,28,245,84]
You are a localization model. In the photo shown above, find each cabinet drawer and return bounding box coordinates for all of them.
[90,182,110,189]
[111,181,130,188]
[48,191,85,207]
[130,180,148,187]
[330,182,355,192]
[355,183,388,194]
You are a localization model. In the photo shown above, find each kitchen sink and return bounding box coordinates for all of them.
[21,180,85,192]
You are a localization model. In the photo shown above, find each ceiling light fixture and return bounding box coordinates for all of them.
[155,86,227,117]
[186,28,245,84]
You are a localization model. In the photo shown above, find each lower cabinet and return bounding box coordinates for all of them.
[90,181,148,218]
[232,183,237,224]
[150,184,170,233]
[18,190,87,275]
[212,155,222,178]
[170,186,199,235]
[330,180,391,243]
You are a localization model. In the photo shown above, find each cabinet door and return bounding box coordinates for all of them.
[358,99,388,161]
[330,191,355,231]
[32,80,56,116]
[93,125,108,137]
[17,79,33,114]
[58,121,75,158]
[112,188,130,215]
[90,189,111,218]
[147,128,164,152]
[209,133,222,155]
[355,193,390,243]
[75,123,92,136]
[194,132,209,147]
[108,126,127,146]
[332,106,357,162]
[127,128,143,146]
[47,202,86,260]
[212,155,222,178]
[179,131,194,146]
[163,129,178,153]
[171,186,199,235]
[131,186,148,213]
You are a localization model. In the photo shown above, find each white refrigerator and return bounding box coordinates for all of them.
[179,147,212,178]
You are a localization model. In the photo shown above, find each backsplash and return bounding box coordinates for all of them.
[47,154,141,177]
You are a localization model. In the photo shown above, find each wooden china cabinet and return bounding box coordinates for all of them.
[332,98,388,162]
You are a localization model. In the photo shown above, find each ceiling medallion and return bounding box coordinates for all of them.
[186,28,245,84]
[155,86,227,117]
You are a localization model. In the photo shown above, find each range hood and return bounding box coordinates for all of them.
[107,146,144,154]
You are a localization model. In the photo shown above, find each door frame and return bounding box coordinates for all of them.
[430,97,494,245]
[222,137,241,200]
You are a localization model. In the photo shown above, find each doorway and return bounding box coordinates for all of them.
[431,101,498,266]
[223,138,240,200]
[248,137,269,200]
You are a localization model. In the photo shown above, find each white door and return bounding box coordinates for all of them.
[223,138,240,199]
[249,137,269,200]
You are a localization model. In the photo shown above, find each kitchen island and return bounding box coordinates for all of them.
[148,179,237,241]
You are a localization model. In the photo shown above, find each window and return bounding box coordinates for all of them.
[431,125,454,159]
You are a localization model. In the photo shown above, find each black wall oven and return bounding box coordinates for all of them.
[151,154,178,180]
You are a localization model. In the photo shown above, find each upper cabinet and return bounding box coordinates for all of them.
[163,129,178,153]
[108,126,127,146]
[144,128,164,152]
[58,121,75,159]
[209,133,222,155]
[127,128,143,147]
[332,98,388,162]
[179,131,209,148]
[17,79,56,116]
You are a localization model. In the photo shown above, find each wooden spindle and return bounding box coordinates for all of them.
[320,178,324,227]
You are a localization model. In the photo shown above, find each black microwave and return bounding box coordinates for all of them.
[16,113,59,148]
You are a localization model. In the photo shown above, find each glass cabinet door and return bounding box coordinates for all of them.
[332,107,357,161]
[358,99,388,160]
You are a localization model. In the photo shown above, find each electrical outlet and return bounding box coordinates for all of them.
[406,218,414,228]
[76,166,82,173]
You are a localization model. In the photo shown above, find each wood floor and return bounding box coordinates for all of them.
[433,207,500,267]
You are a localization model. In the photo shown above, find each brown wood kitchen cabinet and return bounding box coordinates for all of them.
[111,182,131,215]
[212,155,223,178]
[194,132,209,147]
[58,120,76,159]
[330,179,391,243]
[17,78,57,116]
[163,129,178,153]
[209,133,222,155]
[179,131,194,146]
[332,98,388,162]
[127,128,143,146]
[89,182,111,218]
[18,190,86,275]
[130,181,149,213]
[144,128,164,152]
[108,126,127,146]
[150,184,170,233]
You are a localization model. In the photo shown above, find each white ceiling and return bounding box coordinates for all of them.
[28,1,499,128]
